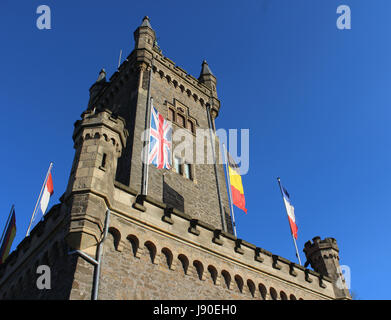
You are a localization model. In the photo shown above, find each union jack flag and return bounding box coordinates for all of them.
[148,105,172,169]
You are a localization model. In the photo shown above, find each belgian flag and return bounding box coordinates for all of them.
[0,207,16,264]
[227,153,247,214]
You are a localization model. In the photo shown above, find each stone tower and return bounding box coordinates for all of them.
[0,17,351,300]
[304,237,351,299]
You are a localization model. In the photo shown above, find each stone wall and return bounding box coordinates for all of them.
[67,185,335,300]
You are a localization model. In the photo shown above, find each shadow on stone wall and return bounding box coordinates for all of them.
[163,181,184,213]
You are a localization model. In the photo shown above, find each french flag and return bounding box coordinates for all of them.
[39,172,54,216]
[281,186,298,240]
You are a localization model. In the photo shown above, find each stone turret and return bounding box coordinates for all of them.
[199,60,220,119]
[304,237,351,300]
[88,68,107,109]
[199,61,217,92]
[133,16,156,51]
[65,108,128,250]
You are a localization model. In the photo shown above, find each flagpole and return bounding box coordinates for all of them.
[0,204,14,248]
[26,162,53,237]
[141,58,154,197]
[206,102,227,233]
[292,233,302,265]
[277,177,302,266]
[222,143,237,237]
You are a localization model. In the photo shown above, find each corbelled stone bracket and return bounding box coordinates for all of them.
[272,255,282,270]
[162,207,174,225]
[212,229,224,246]
[234,239,244,255]
[254,247,264,263]
[305,269,313,283]
[188,219,200,236]
[132,194,146,212]
[319,275,327,289]
[289,263,298,277]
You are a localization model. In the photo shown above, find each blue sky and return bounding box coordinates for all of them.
[0,0,389,299]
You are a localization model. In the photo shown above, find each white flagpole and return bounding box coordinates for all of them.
[26,162,53,237]
[277,177,302,265]
[117,49,122,69]
[222,143,237,237]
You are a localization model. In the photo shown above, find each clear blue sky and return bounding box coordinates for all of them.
[0,0,389,299]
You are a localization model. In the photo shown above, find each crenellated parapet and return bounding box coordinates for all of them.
[0,203,70,298]
[107,181,337,300]
[73,108,128,153]
[303,236,351,300]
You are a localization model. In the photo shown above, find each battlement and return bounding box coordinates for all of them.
[304,236,339,258]
[0,203,66,292]
[107,182,336,299]
[109,49,220,112]
[74,108,128,148]
[98,37,220,121]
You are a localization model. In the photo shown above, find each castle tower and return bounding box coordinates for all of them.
[0,17,350,301]
[64,105,128,250]
[99,16,232,231]
[303,237,351,300]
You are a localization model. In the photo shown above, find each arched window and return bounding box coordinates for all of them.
[178,254,189,275]
[270,287,278,300]
[168,108,175,122]
[161,248,173,269]
[290,294,297,300]
[127,235,139,257]
[235,275,244,293]
[208,265,218,284]
[187,120,194,133]
[101,153,107,168]
[247,280,256,298]
[259,283,267,300]
[193,260,204,280]
[144,241,157,263]
[280,291,288,300]
[108,227,121,251]
[174,156,182,175]
[221,270,231,289]
[177,113,185,127]
[184,163,192,180]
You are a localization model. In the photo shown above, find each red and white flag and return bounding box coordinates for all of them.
[281,184,298,240]
[39,172,54,216]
